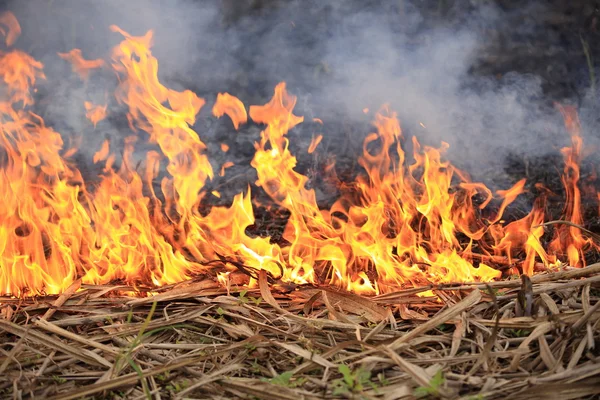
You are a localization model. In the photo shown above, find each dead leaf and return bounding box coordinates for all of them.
[320,288,389,323]
[42,278,81,321]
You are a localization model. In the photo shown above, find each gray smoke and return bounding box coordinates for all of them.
[1,0,598,192]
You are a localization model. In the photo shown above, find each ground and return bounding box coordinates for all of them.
[0,265,599,399]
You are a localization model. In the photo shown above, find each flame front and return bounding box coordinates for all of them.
[0,15,598,297]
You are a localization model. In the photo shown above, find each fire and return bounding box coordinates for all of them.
[220,161,234,177]
[0,11,20,46]
[57,49,105,81]
[84,101,107,128]
[308,134,322,154]
[547,104,599,267]
[0,50,45,106]
[213,93,248,129]
[0,17,598,297]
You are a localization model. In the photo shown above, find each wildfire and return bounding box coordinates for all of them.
[0,13,598,297]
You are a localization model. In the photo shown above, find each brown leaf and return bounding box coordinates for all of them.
[389,289,482,351]
[538,334,558,371]
[450,319,464,358]
[516,274,534,317]
[258,270,286,313]
[321,291,354,323]
[509,321,554,372]
[274,341,336,369]
[398,304,428,321]
[42,278,81,321]
[320,288,389,323]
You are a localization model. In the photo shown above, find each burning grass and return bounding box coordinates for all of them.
[0,12,599,297]
[0,264,599,399]
[0,9,600,399]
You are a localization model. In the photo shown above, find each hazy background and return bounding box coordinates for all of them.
[1,0,599,200]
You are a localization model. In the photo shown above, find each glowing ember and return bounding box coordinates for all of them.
[0,15,598,297]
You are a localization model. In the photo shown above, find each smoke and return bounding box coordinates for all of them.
[313,1,596,182]
[2,0,598,191]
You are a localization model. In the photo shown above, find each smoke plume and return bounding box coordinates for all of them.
[2,0,598,192]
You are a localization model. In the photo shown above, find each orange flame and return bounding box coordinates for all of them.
[220,161,234,177]
[0,50,45,106]
[0,11,21,46]
[547,104,598,267]
[93,138,111,164]
[308,134,322,154]
[212,93,248,129]
[57,49,104,81]
[0,16,597,297]
[84,101,107,128]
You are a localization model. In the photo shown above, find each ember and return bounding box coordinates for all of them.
[0,12,598,297]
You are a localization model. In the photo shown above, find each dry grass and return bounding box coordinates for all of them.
[0,264,599,400]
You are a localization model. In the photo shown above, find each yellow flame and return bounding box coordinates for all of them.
[0,17,596,296]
